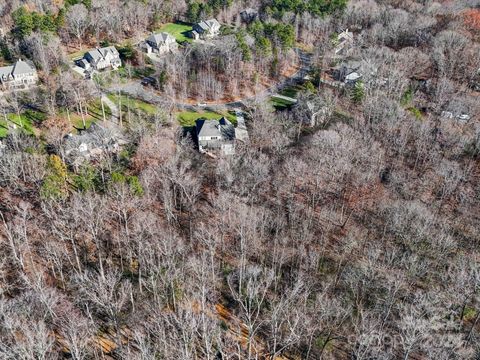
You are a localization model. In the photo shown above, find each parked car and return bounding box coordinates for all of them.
[141,76,157,87]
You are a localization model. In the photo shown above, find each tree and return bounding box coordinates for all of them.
[66,4,90,45]
[12,7,34,38]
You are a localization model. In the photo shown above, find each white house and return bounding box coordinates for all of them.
[190,19,221,40]
[144,32,178,54]
[0,59,38,91]
[78,46,121,72]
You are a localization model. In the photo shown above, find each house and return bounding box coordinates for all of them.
[190,19,221,40]
[333,61,362,85]
[195,117,235,155]
[62,123,127,167]
[78,46,121,72]
[240,8,258,23]
[334,29,354,56]
[0,59,38,91]
[144,32,178,54]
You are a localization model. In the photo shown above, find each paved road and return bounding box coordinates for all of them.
[107,48,312,112]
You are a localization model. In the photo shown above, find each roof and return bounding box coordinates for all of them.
[12,59,35,75]
[147,32,175,46]
[0,65,13,78]
[338,29,353,43]
[196,117,234,139]
[196,18,220,33]
[0,59,36,80]
[86,46,119,62]
[345,72,361,82]
[63,123,127,165]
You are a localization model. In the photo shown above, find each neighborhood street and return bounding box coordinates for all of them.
[107,48,312,112]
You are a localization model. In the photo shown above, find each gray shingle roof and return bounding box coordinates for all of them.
[196,117,234,139]
[12,59,35,75]
[195,18,220,34]
[86,46,119,62]
[0,59,36,81]
[147,32,175,47]
[0,65,13,78]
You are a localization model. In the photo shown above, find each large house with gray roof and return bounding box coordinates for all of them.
[190,19,221,40]
[195,117,235,155]
[143,32,178,54]
[77,46,121,73]
[0,59,38,91]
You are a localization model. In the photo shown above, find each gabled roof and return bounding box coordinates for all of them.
[196,117,234,139]
[86,46,119,62]
[0,59,36,80]
[0,65,13,78]
[12,59,35,75]
[196,18,221,33]
[147,32,175,46]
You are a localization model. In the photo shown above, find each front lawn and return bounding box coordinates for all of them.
[157,22,193,43]
[177,110,236,127]
[107,94,157,115]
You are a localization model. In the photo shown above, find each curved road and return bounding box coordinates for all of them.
[108,49,312,112]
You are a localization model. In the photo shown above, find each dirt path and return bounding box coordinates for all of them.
[101,94,119,123]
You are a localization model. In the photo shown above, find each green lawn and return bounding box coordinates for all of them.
[107,94,157,115]
[177,110,236,127]
[271,97,296,110]
[61,99,112,130]
[157,23,193,43]
[0,112,37,137]
[280,87,300,98]
[271,84,306,110]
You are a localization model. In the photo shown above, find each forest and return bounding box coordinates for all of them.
[0,0,480,359]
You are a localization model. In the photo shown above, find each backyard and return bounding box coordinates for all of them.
[157,22,193,43]
[0,110,46,138]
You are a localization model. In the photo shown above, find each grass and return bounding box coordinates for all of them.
[157,22,193,43]
[0,126,8,138]
[0,109,49,137]
[60,99,112,130]
[271,84,305,110]
[107,94,157,115]
[279,86,300,98]
[177,110,236,127]
[463,306,477,322]
[271,97,296,110]
[0,114,34,137]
